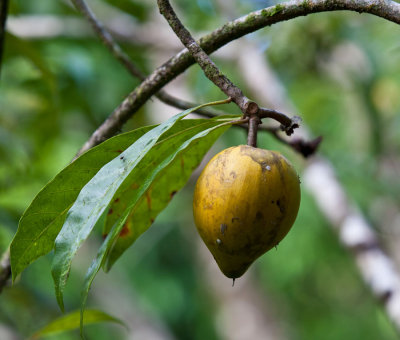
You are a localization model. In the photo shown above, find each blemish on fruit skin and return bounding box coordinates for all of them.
[115,149,123,153]
[150,218,155,224]
[114,198,120,203]
[260,161,272,172]
[108,208,113,215]
[276,199,285,214]
[220,223,227,235]
[170,190,177,198]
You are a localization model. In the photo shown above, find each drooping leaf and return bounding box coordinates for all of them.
[51,102,236,311]
[31,309,125,339]
[79,120,233,334]
[103,120,234,270]
[10,125,153,281]
[77,120,233,334]
[10,120,211,278]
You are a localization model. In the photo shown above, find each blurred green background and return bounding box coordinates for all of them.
[1,0,400,339]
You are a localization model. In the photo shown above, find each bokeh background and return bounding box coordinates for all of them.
[1,0,400,339]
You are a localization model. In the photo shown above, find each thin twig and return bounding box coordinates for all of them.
[75,0,400,157]
[259,108,301,136]
[70,0,144,79]
[70,0,314,152]
[157,0,296,146]
[246,117,261,147]
[0,0,9,79]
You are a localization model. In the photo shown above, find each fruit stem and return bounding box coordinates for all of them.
[247,115,260,147]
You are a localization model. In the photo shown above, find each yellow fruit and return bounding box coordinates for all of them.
[193,145,300,279]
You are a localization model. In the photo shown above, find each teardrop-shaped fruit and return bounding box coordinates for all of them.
[193,145,300,279]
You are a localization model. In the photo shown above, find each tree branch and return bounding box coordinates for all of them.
[157,0,282,147]
[70,0,244,149]
[75,0,400,157]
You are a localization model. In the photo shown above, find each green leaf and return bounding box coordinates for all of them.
[51,102,235,311]
[103,119,233,270]
[31,309,125,339]
[79,119,233,334]
[10,125,153,281]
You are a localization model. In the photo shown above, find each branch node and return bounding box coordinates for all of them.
[244,101,259,116]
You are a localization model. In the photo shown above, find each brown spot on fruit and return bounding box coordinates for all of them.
[276,199,285,214]
[107,209,113,215]
[114,198,120,203]
[170,190,177,198]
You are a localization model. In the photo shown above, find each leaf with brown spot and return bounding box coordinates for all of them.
[103,116,237,270]
[119,221,131,238]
